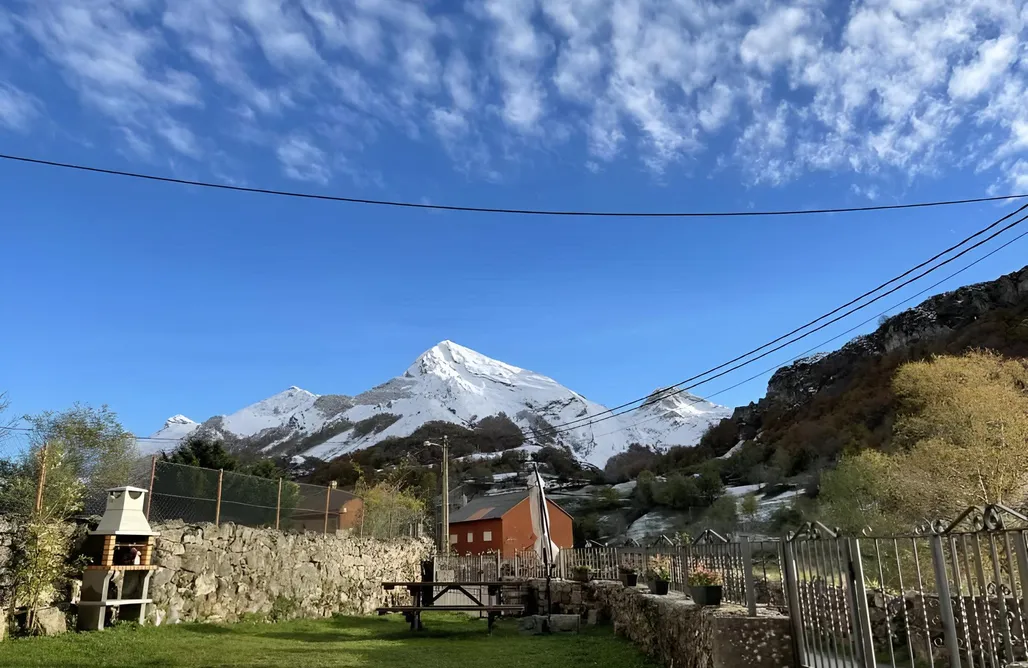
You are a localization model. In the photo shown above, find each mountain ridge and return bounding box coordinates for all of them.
[144,340,731,467]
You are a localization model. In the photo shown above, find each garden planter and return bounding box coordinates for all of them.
[649,579,670,596]
[620,571,639,587]
[689,585,723,606]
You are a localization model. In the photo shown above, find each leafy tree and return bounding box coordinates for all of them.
[242,458,286,480]
[660,473,703,510]
[2,401,134,632]
[820,351,1028,532]
[740,493,760,527]
[163,435,239,470]
[588,486,623,512]
[353,467,426,540]
[25,403,139,492]
[603,444,660,483]
[533,446,581,479]
[635,470,657,507]
[767,501,809,536]
[696,461,725,504]
[702,494,739,534]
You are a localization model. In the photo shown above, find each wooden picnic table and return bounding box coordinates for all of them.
[377,581,524,633]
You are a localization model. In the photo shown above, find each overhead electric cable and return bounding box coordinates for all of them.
[1,152,1026,217]
[525,203,1028,439]
[588,226,1028,441]
[520,200,1028,438]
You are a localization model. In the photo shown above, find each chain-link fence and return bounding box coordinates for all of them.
[73,459,427,540]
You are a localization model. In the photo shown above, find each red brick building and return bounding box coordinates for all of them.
[447,491,574,557]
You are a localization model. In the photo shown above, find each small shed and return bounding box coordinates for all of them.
[447,491,573,556]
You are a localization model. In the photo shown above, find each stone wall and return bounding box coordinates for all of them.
[524,579,795,668]
[146,521,434,625]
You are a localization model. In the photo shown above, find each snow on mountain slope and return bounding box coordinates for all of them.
[146,340,730,467]
[630,389,733,448]
[141,415,200,455]
[220,386,319,436]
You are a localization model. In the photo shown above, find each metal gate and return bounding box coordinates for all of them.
[784,505,1028,668]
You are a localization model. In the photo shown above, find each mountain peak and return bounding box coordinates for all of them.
[165,414,197,426]
[408,340,524,379]
[150,340,730,466]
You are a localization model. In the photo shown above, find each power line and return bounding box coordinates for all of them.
[536,206,1028,437]
[6,221,1024,457]
[522,200,1028,439]
[7,215,1022,462]
[590,226,1028,442]
[2,152,1027,218]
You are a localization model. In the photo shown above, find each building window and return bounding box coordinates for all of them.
[467,532,474,543]
[449,534,457,545]
[483,531,493,542]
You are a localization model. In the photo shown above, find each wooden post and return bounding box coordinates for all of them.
[34,443,48,514]
[214,468,223,525]
[323,482,335,534]
[275,478,283,530]
[146,455,157,519]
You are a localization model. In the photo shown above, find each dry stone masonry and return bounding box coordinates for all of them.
[146,521,433,625]
[524,579,795,668]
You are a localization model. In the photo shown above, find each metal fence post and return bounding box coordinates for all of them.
[214,468,223,525]
[34,443,48,514]
[782,540,807,668]
[275,478,282,530]
[929,532,962,668]
[846,538,877,668]
[323,483,332,534]
[146,455,156,519]
[741,536,757,616]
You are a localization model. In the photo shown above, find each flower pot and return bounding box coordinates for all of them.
[689,585,723,606]
[620,571,639,587]
[649,578,670,595]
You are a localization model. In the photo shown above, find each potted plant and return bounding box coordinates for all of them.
[687,564,723,606]
[571,565,593,583]
[646,555,672,595]
[619,562,639,587]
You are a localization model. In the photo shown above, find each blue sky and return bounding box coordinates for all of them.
[2,0,1028,443]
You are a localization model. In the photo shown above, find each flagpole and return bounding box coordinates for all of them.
[533,465,553,633]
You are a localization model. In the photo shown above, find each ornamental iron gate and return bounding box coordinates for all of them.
[784,505,1028,668]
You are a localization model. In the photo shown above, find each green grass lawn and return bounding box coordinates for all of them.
[0,613,658,668]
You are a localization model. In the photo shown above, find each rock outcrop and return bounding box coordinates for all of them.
[710,263,1028,459]
[765,264,1028,409]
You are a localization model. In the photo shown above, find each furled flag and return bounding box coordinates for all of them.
[528,466,559,567]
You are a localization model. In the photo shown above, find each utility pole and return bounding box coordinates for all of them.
[442,435,449,554]
[427,436,451,554]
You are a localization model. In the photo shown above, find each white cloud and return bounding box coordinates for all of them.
[480,0,551,132]
[236,0,321,68]
[157,118,202,158]
[740,6,820,76]
[277,135,331,183]
[3,0,1028,191]
[23,1,202,117]
[0,83,40,131]
[949,35,1018,100]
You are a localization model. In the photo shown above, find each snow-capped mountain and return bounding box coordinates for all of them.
[143,340,730,467]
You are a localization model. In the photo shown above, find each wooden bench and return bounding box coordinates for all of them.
[377,582,524,633]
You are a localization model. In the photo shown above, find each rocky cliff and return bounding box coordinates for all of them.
[766,264,1028,408]
[709,264,1028,472]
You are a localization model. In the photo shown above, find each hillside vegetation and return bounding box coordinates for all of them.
[698,268,1028,488]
